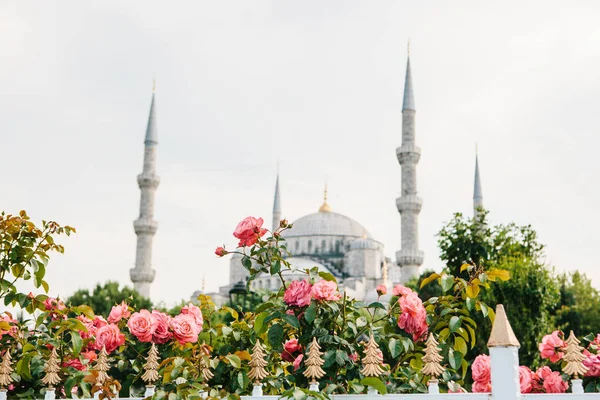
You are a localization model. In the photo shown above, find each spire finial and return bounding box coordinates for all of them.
[202,275,206,292]
[152,78,156,93]
[318,183,332,213]
[407,39,411,57]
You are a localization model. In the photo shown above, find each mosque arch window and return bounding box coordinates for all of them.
[295,241,299,252]
[335,241,341,253]
[321,240,327,252]
[308,240,313,253]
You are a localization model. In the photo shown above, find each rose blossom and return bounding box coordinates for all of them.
[543,371,568,393]
[282,339,302,362]
[293,354,303,371]
[171,313,201,344]
[397,292,428,341]
[82,350,97,363]
[95,324,125,353]
[180,303,203,331]
[233,216,268,247]
[472,354,491,386]
[127,310,157,342]
[349,352,358,362]
[312,280,342,301]
[152,310,173,344]
[536,366,553,380]
[376,285,387,296]
[44,297,66,311]
[63,358,85,371]
[215,247,227,257]
[284,280,313,307]
[539,331,565,363]
[0,313,18,337]
[107,302,131,324]
[392,284,412,297]
[519,366,533,393]
[583,349,600,377]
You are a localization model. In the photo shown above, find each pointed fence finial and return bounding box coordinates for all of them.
[93,346,111,386]
[360,334,385,377]
[141,344,160,385]
[562,331,588,379]
[0,350,14,388]
[303,337,326,385]
[248,339,269,384]
[422,333,445,378]
[487,304,520,348]
[41,347,61,388]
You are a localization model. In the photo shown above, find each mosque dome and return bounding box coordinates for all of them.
[350,237,380,250]
[284,211,371,239]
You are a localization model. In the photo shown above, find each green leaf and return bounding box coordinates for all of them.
[466,297,475,311]
[254,312,269,334]
[441,274,454,293]
[74,305,95,319]
[420,273,440,289]
[71,331,83,356]
[480,302,489,318]
[281,313,300,328]
[449,316,461,333]
[335,349,348,366]
[454,336,467,355]
[388,338,401,358]
[16,353,33,380]
[367,302,386,310]
[487,269,510,281]
[318,271,337,283]
[360,377,387,394]
[270,260,281,275]
[241,256,252,269]
[304,304,317,323]
[225,354,241,368]
[268,323,284,351]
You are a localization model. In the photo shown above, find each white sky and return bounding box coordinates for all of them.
[2,1,599,307]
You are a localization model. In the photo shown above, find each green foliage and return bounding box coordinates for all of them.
[555,271,600,337]
[66,281,152,317]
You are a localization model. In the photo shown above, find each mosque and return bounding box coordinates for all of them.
[128,54,484,303]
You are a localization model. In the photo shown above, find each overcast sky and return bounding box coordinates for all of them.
[2,1,599,307]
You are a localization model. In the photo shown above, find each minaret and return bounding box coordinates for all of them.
[131,82,160,298]
[272,170,282,232]
[473,150,484,218]
[395,47,424,283]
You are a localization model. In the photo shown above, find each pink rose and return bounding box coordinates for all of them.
[535,366,553,380]
[180,303,203,331]
[591,334,600,347]
[284,280,313,307]
[472,380,491,393]
[95,324,125,353]
[397,292,428,341]
[108,302,131,324]
[519,366,533,393]
[583,350,600,377]
[282,339,302,362]
[0,313,18,337]
[543,371,567,393]
[77,315,95,339]
[63,358,85,371]
[233,216,268,247]
[171,313,201,344]
[312,280,342,301]
[293,354,303,371]
[376,285,387,296]
[392,284,412,297]
[471,354,491,385]
[44,297,66,311]
[127,310,157,343]
[215,247,227,257]
[539,331,565,363]
[349,352,358,362]
[152,310,173,344]
[82,350,97,363]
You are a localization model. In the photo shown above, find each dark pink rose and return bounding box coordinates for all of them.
[284,280,312,307]
[311,280,342,301]
[107,302,131,324]
[127,310,157,342]
[180,303,203,331]
[233,216,268,247]
[215,247,227,257]
[543,371,568,393]
[293,354,303,371]
[519,366,533,393]
[282,339,302,362]
[539,331,565,363]
[376,285,387,296]
[535,366,553,380]
[471,354,491,385]
[151,310,173,344]
[349,352,358,362]
[63,358,85,371]
[171,314,201,344]
[95,324,125,353]
[583,350,600,377]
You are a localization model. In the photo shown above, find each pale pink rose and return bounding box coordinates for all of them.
[397,292,428,341]
[543,371,568,393]
[472,380,491,393]
[171,313,201,344]
[471,354,491,385]
[282,339,302,362]
[77,315,95,339]
[127,310,157,343]
[293,354,303,371]
[539,331,565,363]
[107,302,131,324]
[151,310,173,344]
[284,280,313,307]
[215,246,227,257]
[312,280,342,301]
[95,324,125,353]
[392,284,412,297]
[519,366,533,393]
[583,349,600,377]
[376,285,387,296]
[180,303,203,331]
[233,216,268,247]
[285,309,295,315]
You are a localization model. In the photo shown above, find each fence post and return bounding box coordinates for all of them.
[488,304,521,400]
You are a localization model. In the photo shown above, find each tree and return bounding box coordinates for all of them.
[66,281,152,316]
[555,271,600,337]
